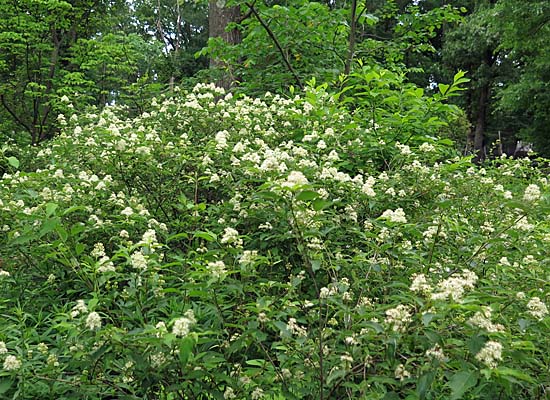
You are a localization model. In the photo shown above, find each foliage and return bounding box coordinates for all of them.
[338,65,470,150]
[492,0,550,155]
[0,0,206,145]
[199,0,463,95]
[0,0,131,144]
[1,83,550,398]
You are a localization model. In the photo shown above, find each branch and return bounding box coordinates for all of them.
[245,2,304,89]
[344,0,358,75]
[0,94,33,136]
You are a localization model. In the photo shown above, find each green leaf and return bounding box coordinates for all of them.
[327,368,347,385]
[39,218,60,237]
[56,225,68,242]
[0,379,13,394]
[7,156,19,168]
[75,243,85,256]
[417,371,435,400]
[312,199,332,211]
[494,367,535,384]
[448,371,478,400]
[311,259,321,272]
[382,392,401,400]
[179,336,194,366]
[193,231,216,241]
[45,203,58,217]
[438,83,450,95]
[245,359,266,367]
[422,313,437,326]
[62,206,88,216]
[295,190,319,201]
[167,232,189,242]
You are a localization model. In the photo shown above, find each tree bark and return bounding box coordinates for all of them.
[473,82,489,163]
[344,0,357,75]
[472,48,494,163]
[208,0,242,89]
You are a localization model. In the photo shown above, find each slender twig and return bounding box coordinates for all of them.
[256,338,290,393]
[426,218,443,272]
[245,2,304,89]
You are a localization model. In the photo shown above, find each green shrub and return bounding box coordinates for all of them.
[0,83,549,399]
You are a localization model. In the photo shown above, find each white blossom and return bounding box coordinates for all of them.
[475,341,503,369]
[86,312,102,330]
[3,355,21,371]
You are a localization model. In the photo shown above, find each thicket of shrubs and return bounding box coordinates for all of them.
[0,81,549,399]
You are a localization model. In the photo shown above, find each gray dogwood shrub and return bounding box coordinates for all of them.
[0,83,549,399]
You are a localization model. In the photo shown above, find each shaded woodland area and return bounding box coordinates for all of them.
[1,0,549,159]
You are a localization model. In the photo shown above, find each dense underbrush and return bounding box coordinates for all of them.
[0,83,549,399]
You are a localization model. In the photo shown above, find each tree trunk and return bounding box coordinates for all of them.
[472,48,494,163]
[208,0,242,90]
[473,82,489,163]
[344,0,357,75]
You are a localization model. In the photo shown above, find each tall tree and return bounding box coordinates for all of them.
[493,0,550,155]
[208,0,242,89]
[132,0,208,84]
[441,0,501,161]
[0,0,138,144]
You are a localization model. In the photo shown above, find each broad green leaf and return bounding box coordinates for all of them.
[245,359,266,367]
[448,371,478,400]
[45,202,58,217]
[7,156,19,168]
[416,371,435,400]
[179,337,194,366]
[438,83,450,95]
[311,259,321,272]
[0,379,13,394]
[193,231,216,241]
[295,190,319,201]
[39,218,60,237]
[312,199,332,211]
[56,225,68,242]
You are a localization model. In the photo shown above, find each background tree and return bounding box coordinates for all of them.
[493,0,550,155]
[207,0,242,89]
[132,0,208,86]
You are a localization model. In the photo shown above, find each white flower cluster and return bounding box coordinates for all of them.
[430,269,478,302]
[131,251,148,271]
[286,318,307,337]
[361,176,377,197]
[220,227,242,247]
[394,363,411,380]
[71,299,88,318]
[425,344,446,362]
[86,312,102,330]
[239,250,258,267]
[172,309,196,337]
[281,171,308,189]
[207,260,227,280]
[523,184,541,202]
[3,355,21,371]
[251,387,264,400]
[468,307,504,332]
[385,304,412,332]
[527,297,548,320]
[70,300,102,331]
[475,341,503,369]
[380,208,407,223]
[224,387,237,399]
[410,273,432,294]
[92,242,115,273]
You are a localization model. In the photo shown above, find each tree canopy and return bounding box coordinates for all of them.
[0,0,548,152]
